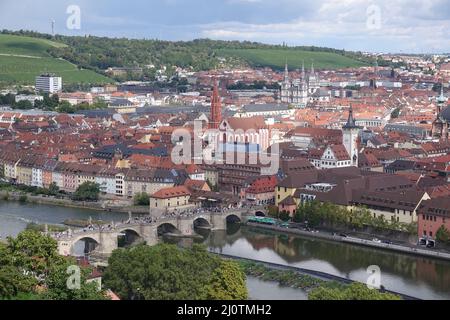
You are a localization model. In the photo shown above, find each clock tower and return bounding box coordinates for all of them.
[342,106,360,167]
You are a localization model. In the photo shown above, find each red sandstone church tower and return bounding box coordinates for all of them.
[209,79,222,130]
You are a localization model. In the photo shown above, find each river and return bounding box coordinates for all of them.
[1,201,449,300]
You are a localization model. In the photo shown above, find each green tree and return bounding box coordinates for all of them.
[42,259,107,300]
[48,182,60,196]
[391,107,401,119]
[0,264,38,300]
[57,101,76,114]
[6,230,64,278]
[267,205,279,218]
[134,192,150,206]
[14,100,33,110]
[0,231,106,300]
[279,211,291,222]
[206,260,248,300]
[436,225,450,244]
[103,244,247,300]
[72,182,100,201]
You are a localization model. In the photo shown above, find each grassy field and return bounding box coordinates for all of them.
[0,34,112,85]
[218,48,368,70]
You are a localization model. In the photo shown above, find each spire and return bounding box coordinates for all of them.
[343,105,358,129]
[311,60,315,75]
[284,61,289,81]
[209,78,222,130]
[302,60,305,79]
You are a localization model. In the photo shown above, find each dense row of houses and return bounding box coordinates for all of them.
[0,153,188,198]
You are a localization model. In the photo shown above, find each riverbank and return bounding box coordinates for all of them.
[212,252,418,300]
[245,222,450,261]
[0,190,149,215]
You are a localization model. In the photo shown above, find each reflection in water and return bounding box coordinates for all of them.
[246,277,307,300]
[202,225,450,300]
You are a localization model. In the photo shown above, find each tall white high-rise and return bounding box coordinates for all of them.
[35,74,62,94]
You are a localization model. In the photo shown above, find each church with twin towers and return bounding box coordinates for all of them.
[280,61,326,107]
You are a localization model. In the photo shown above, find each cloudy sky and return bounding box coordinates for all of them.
[1,0,449,53]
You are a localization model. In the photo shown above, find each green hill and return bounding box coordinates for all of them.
[0,31,371,85]
[218,48,367,70]
[0,34,112,85]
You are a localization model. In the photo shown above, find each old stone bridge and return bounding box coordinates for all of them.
[52,208,266,257]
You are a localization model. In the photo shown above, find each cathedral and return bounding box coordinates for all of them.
[431,86,449,141]
[280,62,321,107]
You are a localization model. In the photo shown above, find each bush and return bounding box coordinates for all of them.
[134,192,150,206]
[18,194,27,203]
[309,282,402,300]
[72,182,100,201]
[436,225,450,244]
[279,210,291,222]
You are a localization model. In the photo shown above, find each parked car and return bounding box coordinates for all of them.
[339,233,348,238]
[426,240,436,248]
[382,240,393,245]
[372,238,382,243]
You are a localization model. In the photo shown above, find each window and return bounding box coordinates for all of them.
[429,231,433,237]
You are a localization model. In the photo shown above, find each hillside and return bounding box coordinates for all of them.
[218,48,367,70]
[0,31,371,84]
[0,34,112,85]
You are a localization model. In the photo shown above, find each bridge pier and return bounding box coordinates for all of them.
[142,225,158,246]
[177,218,195,236]
[97,232,118,256]
[210,214,226,231]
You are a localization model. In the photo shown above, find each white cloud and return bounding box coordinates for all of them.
[200,0,450,52]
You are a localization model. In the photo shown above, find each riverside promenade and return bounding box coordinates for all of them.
[245,222,450,261]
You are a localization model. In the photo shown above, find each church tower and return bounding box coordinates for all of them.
[209,79,222,130]
[308,61,320,95]
[299,61,309,105]
[432,84,448,140]
[342,105,360,167]
[281,63,291,103]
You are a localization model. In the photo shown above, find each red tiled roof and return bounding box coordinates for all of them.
[152,186,191,199]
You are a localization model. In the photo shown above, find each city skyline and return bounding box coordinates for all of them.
[1,0,450,54]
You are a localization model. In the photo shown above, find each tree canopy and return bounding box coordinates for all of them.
[0,230,107,300]
[103,243,248,300]
[72,181,100,201]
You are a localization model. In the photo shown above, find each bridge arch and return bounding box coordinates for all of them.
[157,223,181,236]
[255,211,266,217]
[71,235,100,256]
[225,213,242,224]
[117,228,144,248]
[193,216,212,229]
